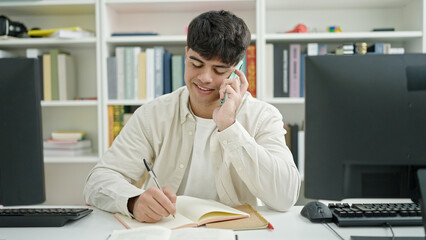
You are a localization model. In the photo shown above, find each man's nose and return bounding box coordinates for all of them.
[198,68,214,83]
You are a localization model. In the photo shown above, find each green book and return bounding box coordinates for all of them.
[50,49,70,100]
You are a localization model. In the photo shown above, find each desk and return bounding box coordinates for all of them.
[0,206,424,240]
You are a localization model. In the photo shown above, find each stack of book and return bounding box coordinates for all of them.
[26,48,77,101]
[44,131,92,157]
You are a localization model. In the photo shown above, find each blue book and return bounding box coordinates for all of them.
[163,52,172,94]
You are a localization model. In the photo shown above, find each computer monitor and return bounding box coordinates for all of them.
[0,58,45,206]
[304,54,426,201]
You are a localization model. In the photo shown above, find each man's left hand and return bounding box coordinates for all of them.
[213,69,248,131]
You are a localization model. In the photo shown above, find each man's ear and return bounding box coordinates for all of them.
[185,46,188,56]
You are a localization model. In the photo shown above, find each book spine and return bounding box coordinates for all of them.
[113,105,124,140]
[289,44,301,98]
[43,54,52,101]
[283,48,289,96]
[300,54,306,98]
[115,47,125,100]
[107,57,117,100]
[138,52,147,99]
[124,47,135,100]
[273,44,286,97]
[108,105,114,147]
[154,47,164,98]
[246,45,256,98]
[265,43,274,99]
[57,54,67,100]
[163,51,172,94]
[171,55,183,91]
[50,49,60,100]
[133,47,141,100]
[37,55,44,99]
[146,48,155,100]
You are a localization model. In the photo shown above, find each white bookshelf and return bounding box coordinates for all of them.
[1,0,425,205]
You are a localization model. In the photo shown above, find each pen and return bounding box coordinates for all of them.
[143,159,175,218]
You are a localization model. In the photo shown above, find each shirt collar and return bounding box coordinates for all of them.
[179,87,193,124]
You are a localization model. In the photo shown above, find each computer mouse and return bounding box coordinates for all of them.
[300,201,333,223]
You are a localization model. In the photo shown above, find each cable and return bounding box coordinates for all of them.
[323,222,346,240]
[385,222,395,240]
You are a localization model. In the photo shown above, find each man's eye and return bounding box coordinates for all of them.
[192,63,202,68]
[215,70,227,75]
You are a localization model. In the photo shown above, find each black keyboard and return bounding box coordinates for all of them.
[0,207,93,227]
[328,203,422,227]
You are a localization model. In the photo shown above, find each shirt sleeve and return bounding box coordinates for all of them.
[83,107,152,218]
[215,106,301,212]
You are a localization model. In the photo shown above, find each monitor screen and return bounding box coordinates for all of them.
[0,58,45,206]
[305,54,426,201]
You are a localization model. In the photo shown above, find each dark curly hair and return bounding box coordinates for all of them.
[187,10,251,66]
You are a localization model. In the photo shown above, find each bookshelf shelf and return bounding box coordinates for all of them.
[44,154,99,164]
[107,100,147,106]
[265,98,305,104]
[265,31,423,43]
[41,100,98,107]
[0,1,95,15]
[107,34,257,45]
[0,38,97,48]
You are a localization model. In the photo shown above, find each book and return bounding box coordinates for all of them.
[57,54,76,100]
[51,130,86,141]
[264,43,274,99]
[108,105,114,147]
[163,51,172,94]
[289,44,301,98]
[107,57,117,100]
[43,148,92,157]
[44,139,92,150]
[42,54,52,101]
[273,43,290,97]
[171,55,184,91]
[154,46,165,98]
[115,47,125,100]
[138,51,147,99]
[50,49,70,100]
[114,196,249,230]
[246,45,256,98]
[49,29,94,39]
[146,48,155,100]
[109,226,236,240]
[205,203,270,230]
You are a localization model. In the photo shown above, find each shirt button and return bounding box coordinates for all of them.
[179,164,185,169]
[222,140,228,145]
[188,131,193,135]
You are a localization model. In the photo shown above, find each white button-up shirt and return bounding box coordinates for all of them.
[84,87,301,217]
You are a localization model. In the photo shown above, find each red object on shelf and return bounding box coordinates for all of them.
[285,24,308,33]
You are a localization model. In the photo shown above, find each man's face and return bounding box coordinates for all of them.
[184,48,235,109]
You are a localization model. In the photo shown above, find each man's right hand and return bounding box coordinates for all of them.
[127,186,177,223]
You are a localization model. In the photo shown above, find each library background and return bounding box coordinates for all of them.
[0,0,425,205]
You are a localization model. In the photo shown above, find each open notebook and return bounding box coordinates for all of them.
[115,196,250,230]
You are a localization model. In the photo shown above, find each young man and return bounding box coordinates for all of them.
[84,10,300,223]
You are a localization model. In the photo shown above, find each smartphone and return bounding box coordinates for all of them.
[220,60,244,106]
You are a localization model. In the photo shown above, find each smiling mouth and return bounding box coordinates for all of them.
[194,83,213,91]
